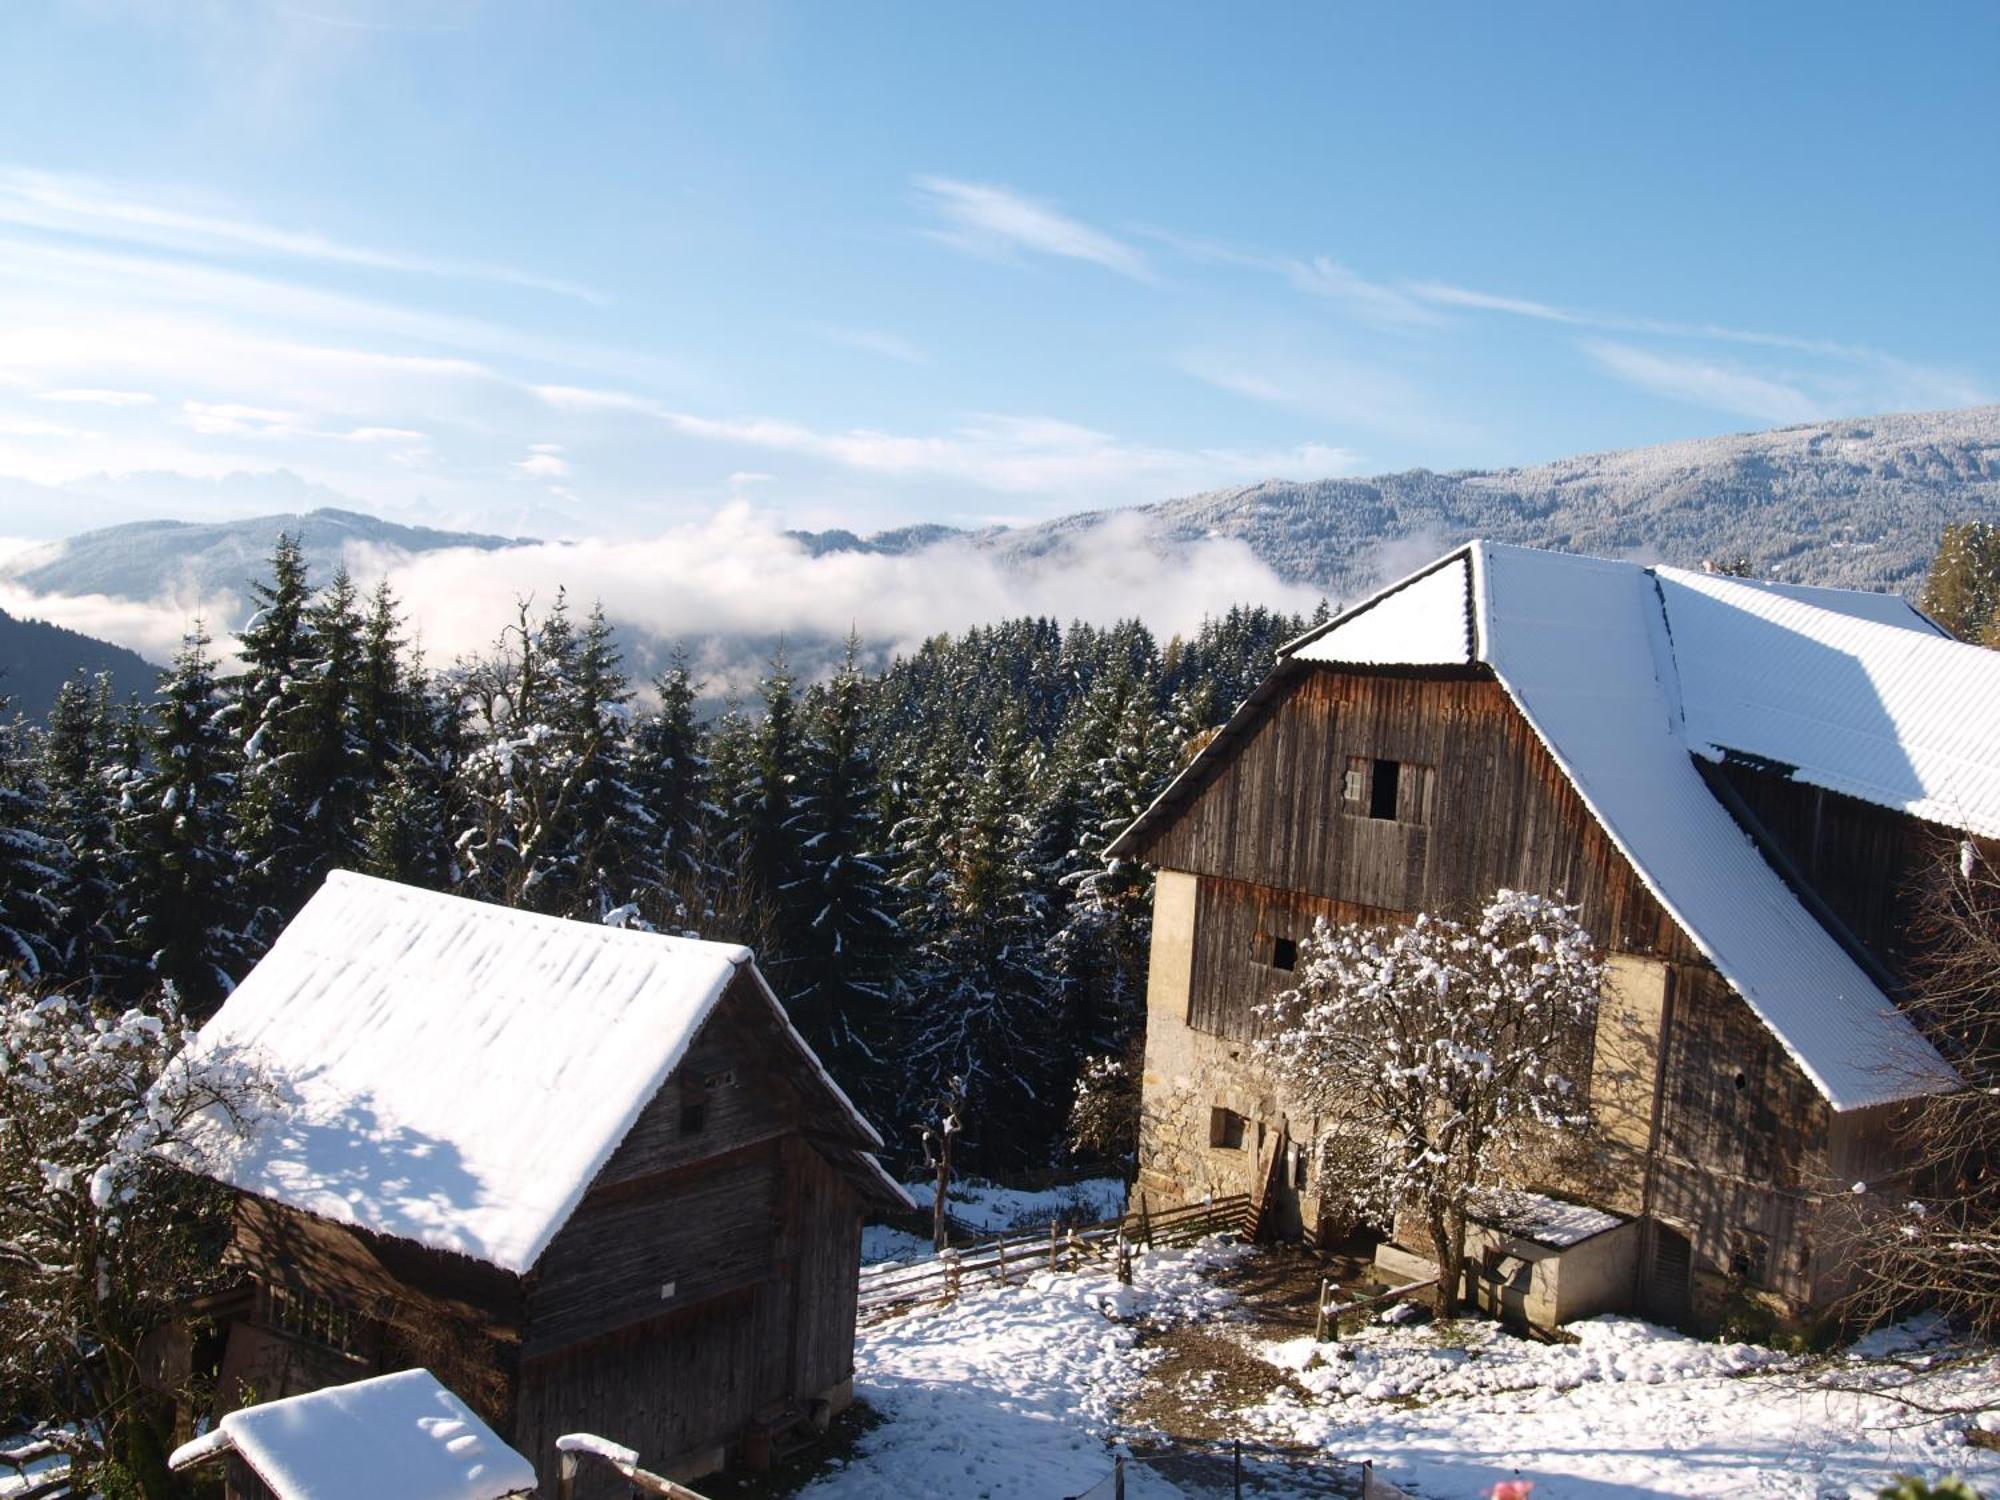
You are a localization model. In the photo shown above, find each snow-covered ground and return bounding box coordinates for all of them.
[901,1175,1128,1233]
[862,1176,1129,1267]
[809,1237,2000,1499]
[801,1239,1244,1499]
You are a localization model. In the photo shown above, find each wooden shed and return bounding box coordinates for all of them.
[1109,541,1988,1329]
[172,870,910,1494]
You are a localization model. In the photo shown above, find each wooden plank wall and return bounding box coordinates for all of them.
[1713,760,1947,984]
[1145,668,1693,963]
[1650,966,1829,1300]
[784,1136,864,1402]
[514,1283,787,1498]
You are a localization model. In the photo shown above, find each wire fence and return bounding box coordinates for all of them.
[1063,1437,1416,1499]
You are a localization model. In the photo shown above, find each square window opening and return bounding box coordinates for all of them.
[1270,935,1298,971]
[1209,1106,1246,1150]
[679,1100,708,1136]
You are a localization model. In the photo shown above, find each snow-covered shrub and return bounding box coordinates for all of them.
[1258,890,1604,1316]
[0,985,260,1498]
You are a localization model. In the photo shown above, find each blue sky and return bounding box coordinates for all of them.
[0,1,1994,540]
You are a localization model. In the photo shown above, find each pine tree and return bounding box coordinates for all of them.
[734,652,811,971]
[1920,521,2000,645]
[0,704,58,982]
[567,604,649,920]
[897,709,1057,1170]
[37,674,129,993]
[229,535,320,940]
[789,638,902,1084]
[123,626,248,1013]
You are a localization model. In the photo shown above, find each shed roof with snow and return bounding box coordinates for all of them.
[1111,541,1977,1113]
[177,870,906,1273]
[167,1368,537,1500]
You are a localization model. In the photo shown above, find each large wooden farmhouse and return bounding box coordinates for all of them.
[172,870,909,1495]
[1108,541,1998,1329]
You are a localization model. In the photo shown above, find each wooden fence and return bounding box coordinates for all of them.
[857,1194,1252,1320]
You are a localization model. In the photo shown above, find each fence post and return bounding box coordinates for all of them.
[1361,1458,1373,1497]
[1232,1438,1242,1500]
[943,1247,961,1302]
[1113,1454,1125,1500]
[1049,1220,1059,1272]
[556,1451,577,1500]
[1115,1231,1132,1285]
[1138,1192,1154,1249]
[1314,1276,1329,1342]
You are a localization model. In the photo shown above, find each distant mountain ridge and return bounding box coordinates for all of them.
[1,507,533,610]
[994,404,2000,595]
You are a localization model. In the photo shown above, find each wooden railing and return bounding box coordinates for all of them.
[857,1194,1252,1320]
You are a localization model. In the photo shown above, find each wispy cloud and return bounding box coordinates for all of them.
[36,387,158,407]
[1582,341,1825,425]
[812,325,930,366]
[536,382,1351,499]
[514,443,570,479]
[914,176,1154,282]
[0,166,605,304]
[1405,281,1578,323]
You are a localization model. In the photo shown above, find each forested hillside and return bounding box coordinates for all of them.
[0,609,155,721]
[1000,403,2000,594]
[0,539,1315,1171]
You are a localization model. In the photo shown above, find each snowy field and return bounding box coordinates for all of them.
[806,1237,2000,1500]
[862,1176,1128,1266]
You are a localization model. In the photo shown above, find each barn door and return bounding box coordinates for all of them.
[1642,1221,1693,1327]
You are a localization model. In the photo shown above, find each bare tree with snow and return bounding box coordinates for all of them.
[1258,890,1605,1317]
[0,987,260,1498]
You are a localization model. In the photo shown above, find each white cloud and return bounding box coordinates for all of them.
[1406,281,1578,323]
[914,176,1154,282]
[0,165,605,304]
[515,451,571,478]
[0,579,240,667]
[36,387,158,407]
[1283,257,1446,329]
[534,382,1353,500]
[345,426,428,444]
[181,400,314,437]
[1582,341,1824,425]
[0,416,95,439]
[340,504,1324,675]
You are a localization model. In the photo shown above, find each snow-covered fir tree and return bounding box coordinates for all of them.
[0,703,58,981]
[788,638,903,1087]
[121,626,249,1014]
[35,673,130,994]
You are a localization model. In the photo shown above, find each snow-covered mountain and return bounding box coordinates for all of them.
[1,507,532,610]
[994,404,2000,595]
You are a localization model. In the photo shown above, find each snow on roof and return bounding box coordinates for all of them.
[167,1368,536,1500]
[1468,1188,1626,1249]
[175,870,896,1272]
[1656,567,2000,838]
[1286,543,1965,1111]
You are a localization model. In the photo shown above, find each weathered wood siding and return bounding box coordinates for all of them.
[1142,667,1692,962]
[1649,965,1829,1303]
[1712,760,1947,984]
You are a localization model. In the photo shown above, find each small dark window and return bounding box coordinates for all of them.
[1209,1106,1246,1150]
[702,1068,736,1091]
[679,1100,708,1136]
[1290,1143,1309,1191]
[1270,935,1298,971]
[1369,758,1401,820]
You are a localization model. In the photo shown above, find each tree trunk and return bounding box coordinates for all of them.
[1429,1210,1467,1319]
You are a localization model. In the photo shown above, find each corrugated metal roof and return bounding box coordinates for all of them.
[1471,544,1957,1111]
[1126,541,1968,1112]
[1658,567,2000,838]
[176,871,905,1272]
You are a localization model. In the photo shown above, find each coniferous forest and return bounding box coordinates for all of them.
[0,535,1322,1174]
